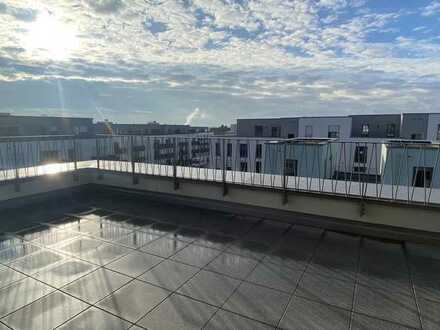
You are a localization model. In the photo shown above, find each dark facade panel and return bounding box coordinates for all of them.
[350,114,401,138]
[237,118,299,138]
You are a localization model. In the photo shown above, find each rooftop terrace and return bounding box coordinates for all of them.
[0,190,439,330]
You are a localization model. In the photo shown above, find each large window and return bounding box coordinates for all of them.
[215,142,221,157]
[254,125,263,137]
[256,144,262,158]
[386,123,396,138]
[361,123,369,137]
[240,161,248,172]
[354,146,368,163]
[413,167,433,188]
[255,161,262,173]
[328,125,340,138]
[271,126,281,138]
[305,125,313,137]
[239,143,248,158]
[227,143,232,157]
[284,159,298,176]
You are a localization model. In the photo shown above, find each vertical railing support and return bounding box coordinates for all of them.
[73,137,79,182]
[130,135,138,184]
[222,139,228,196]
[173,136,179,190]
[96,137,103,180]
[13,140,20,192]
[282,142,288,205]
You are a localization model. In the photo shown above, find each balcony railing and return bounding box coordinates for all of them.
[1,135,439,206]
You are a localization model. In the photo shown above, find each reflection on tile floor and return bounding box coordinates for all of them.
[0,206,439,329]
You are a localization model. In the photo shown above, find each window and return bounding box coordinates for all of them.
[215,142,221,157]
[284,159,297,176]
[240,161,248,172]
[411,133,422,140]
[254,125,263,137]
[255,161,262,173]
[271,126,281,138]
[256,144,262,158]
[239,144,248,158]
[305,125,313,137]
[288,133,295,139]
[437,124,440,140]
[386,124,396,138]
[413,167,433,188]
[227,143,232,157]
[361,124,369,137]
[354,146,368,163]
[328,125,340,138]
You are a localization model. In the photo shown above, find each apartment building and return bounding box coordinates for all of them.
[95,121,208,136]
[351,114,401,138]
[401,113,440,140]
[237,113,440,141]
[236,118,299,138]
[0,113,94,137]
[298,116,352,139]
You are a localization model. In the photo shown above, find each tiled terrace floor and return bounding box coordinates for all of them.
[0,204,439,329]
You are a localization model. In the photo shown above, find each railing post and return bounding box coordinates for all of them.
[282,142,288,205]
[13,140,20,192]
[96,137,102,180]
[130,135,138,184]
[73,137,79,182]
[222,139,228,196]
[173,136,179,190]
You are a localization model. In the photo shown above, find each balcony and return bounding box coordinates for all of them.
[0,135,439,329]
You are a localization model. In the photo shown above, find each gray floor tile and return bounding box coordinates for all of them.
[2,291,88,330]
[9,249,64,275]
[358,271,412,295]
[56,237,105,257]
[244,221,290,244]
[267,248,312,271]
[31,229,79,247]
[355,284,420,328]
[205,310,275,329]
[280,296,350,330]
[58,307,132,330]
[98,280,170,323]
[0,277,54,317]
[360,239,408,276]
[171,244,221,267]
[81,242,131,266]
[206,252,258,280]
[351,313,415,330]
[223,282,290,326]
[0,322,9,330]
[63,268,131,304]
[226,240,271,260]
[90,226,134,242]
[419,298,440,330]
[247,261,302,293]
[138,293,217,329]
[0,267,26,289]
[0,242,40,264]
[115,231,161,248]
[173,228,205,243]
[195,233,235,250]
[139,260,199,291]
[140,237,189,258]
[178,270,240,306]
[296,272,355,309]
[106,251,164,277]
[35,259,97,288]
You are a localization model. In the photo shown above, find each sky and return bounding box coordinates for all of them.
[0,0,439,126]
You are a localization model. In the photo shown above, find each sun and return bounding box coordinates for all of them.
[22,10,79,61]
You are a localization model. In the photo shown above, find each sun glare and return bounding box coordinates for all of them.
[23,11,79,61]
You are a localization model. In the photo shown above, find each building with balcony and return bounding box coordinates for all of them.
[351,114,401,138]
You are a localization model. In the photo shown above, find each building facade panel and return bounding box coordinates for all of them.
[351,114,401,138]
[298,117,352,139]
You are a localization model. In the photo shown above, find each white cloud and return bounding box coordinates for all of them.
[421,1,440,16]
